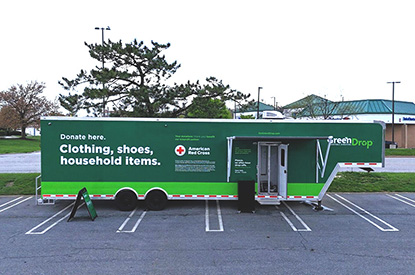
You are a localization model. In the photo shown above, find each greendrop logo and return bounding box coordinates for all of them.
[331,137,374,149]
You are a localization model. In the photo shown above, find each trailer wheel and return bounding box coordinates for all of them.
[115,190,137,211]
[145,190,167,211]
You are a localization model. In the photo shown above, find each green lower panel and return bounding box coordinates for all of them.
[42,181,326,197]
[287,183,325,196]
[42,181,239,196]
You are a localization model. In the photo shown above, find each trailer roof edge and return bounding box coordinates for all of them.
[41,117,381,124]
[229,136,329,140]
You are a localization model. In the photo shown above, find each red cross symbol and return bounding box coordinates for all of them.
[175,145,186,156]
[176,146,184,154]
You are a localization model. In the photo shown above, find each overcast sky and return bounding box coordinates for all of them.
[1,0,414,110]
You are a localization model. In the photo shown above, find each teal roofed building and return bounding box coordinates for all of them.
[333,99,415,118]
[235,102,283,119]
[283,95,415,148]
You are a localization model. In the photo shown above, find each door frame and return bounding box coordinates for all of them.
[257,142,288,196]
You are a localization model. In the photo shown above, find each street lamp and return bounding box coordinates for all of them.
[95,26,111,116]
[387,81,400,147]
[257,87,263,119]
[95,26,111,69]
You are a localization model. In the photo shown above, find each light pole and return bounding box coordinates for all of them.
[271,96,276,110]
[387,81,400,146]
[257,87,263,119]
[95,26,111,116]
[95,26,110,69]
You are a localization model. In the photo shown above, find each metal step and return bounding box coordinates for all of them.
[257,199,281,206]
[37,198,55,205]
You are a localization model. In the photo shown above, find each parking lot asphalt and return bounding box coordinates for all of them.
[1,193,415,274]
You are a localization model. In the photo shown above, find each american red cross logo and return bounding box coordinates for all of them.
[175,145,186,156]
[177,147,184,154]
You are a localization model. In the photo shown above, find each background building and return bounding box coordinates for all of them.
[283,95,415,148]
[234,102,281,119]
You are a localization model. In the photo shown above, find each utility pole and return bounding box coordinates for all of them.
[257,87,262,119]
[95,26,111,116]
[271,96,276,110]
[387,81,400,147]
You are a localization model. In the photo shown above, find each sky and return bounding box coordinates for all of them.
[1,0,414,112]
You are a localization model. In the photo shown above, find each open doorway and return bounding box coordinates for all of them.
[257,142,288,197]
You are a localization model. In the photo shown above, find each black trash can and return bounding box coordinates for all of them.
[238,180,255,213]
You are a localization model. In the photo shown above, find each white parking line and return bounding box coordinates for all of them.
[0,196,23,208]
[280,211,297,231]
[395,194,415,204]
[387,194,415,208]
[327,194,399,232]
[0,196,33,213]
[205,200,224,232]
[278,202,311,232]
[117,208,147,233]
[25,202,84,235]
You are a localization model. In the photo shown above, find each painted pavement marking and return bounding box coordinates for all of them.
[25,202,84,235]
[0,196,23,209]
[0,196,33,213]
[278,201,311,232]
[327,194,399,232]
[386,194,415,208]
[116,208,147,233]
[205,200,224,232]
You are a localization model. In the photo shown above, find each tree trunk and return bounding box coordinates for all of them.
[21,126,26,139]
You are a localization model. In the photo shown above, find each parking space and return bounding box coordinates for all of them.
[2,193,415,273]
[3,193,415,235]
[2,193,415,235]
[327,194,398,231]
[0,196,33,214]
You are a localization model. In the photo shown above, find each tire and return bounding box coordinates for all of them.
[145,190,167,211]
[115,190,137,211]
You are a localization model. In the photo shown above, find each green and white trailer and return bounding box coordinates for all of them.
[38,117,385,210]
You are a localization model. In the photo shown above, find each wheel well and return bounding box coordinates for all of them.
[144,188,168,199]
[115,187,139,199]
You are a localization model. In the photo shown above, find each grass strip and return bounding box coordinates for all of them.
[0,136,40,154]
[0,173,40,195]
[385,148,415,156]
[329,172,415,192]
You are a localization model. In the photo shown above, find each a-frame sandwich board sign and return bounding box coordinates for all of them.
[67,187,97,222]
